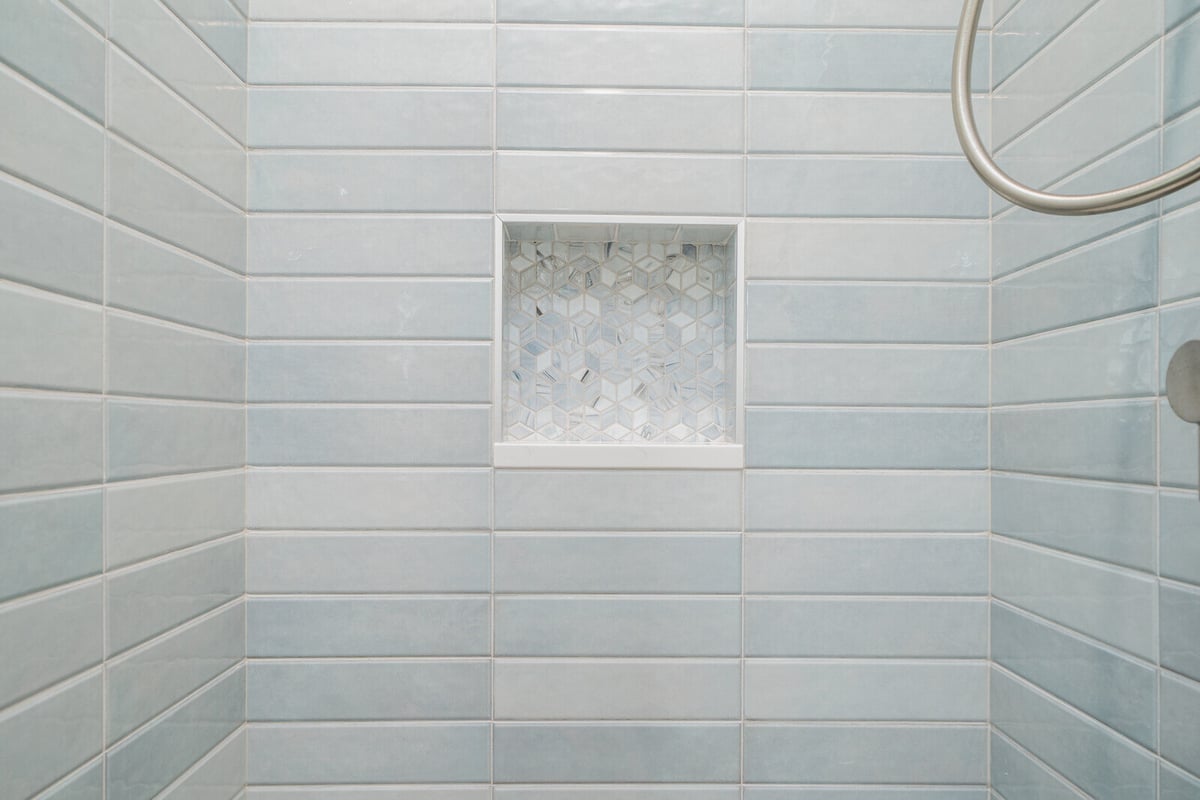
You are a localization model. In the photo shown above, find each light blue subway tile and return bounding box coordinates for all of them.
[747,283,987,344]
[1162,397,1198,489]
[1162,583,1200,682]
[747,408,987,469]
[106,472,243,569]
[40,759,104,800]
[108,140,246,272]
[248,660,490,721]
[108,50,245,208]
[751,30,987,91]
[0,673,102,800]
[249,23,493,85]
[106,667,243,800]
[1167,12,1200,120]
[494,660,740,721]
[106,603,244,743]
[748,157,989,218]
[0,176,103,300]
[499,91,743,153]
[247,596,490,657]
[247,533,490,593]
[746,597,987,657]
[497,153,744,216]
[992,401,1157,484]
[992,538,1157,660]
[63,0,108,31]
[1168,0,1200,28]
[992,0,1094,85]
[496,597,740,657]
[992,313,1157,405]
[748,0,984,28]
[494,723,740,783]
[249,342,490,402]
[0,395,102,492]
[0,490,101,601]
[991,669,1156,800]
[745,791,985,800]
[498,27,741,89]
[250,87,492,148]
[993,223,1158,341]
[747,345,988,407]
[746,220,989,282]
[247,279,490,340]
[251,0,490,20]
[1161,298,1200,390]
[992,0,1160,146]
[158,729,244,800]
[246,469,490,529]
[1162,762,1200,800]
[107,315,244,402]
[745,660,987,721]
[991,134,1160,277]
[498,792,738,800]
[750,92,980,156]
[744,723,986,784]
[494,534,740,594]
[248,406,489,467]
[995,48,1159,197]
[1162,201,1200,303]
[247,723,491,784]
[250,152,492,213]
[500,0,742,24]
[161,0,247,79]
[991,732,1087,800]
[0,582,102,708]
[108,227,246,336]
[106,537,243,656]
[992,603,1157,748]
[992,474,1157,572]
[1161,491,1200,586]
[249,216,493,277]
[0,68,103,210]
[746,471,989,532]
[107,400,245,481]
[1164,100,1200,214]
[0,0,105,119]
[495,470,742,531]
[745,534,987,595]
[0,284,102,392]
[251,790,489,800]
[110,0,246,140]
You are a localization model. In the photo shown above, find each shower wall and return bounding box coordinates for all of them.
[989,0,1200,796]
[0,1,247,798]
[243,0,992,796]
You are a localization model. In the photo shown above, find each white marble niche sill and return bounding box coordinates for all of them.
[493,442,745,469]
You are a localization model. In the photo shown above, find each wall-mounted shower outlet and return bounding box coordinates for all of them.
[493,216,745,469]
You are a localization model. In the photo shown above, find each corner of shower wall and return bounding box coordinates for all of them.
[988,0,1200,797]
[0,0,249,797]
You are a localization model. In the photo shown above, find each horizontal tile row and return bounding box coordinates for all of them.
[245,722,986,784]
[246,595,987,657]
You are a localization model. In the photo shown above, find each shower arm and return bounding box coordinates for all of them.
[952,0,1200,215]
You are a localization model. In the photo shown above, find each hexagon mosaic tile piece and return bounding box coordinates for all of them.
[503,238,737,443]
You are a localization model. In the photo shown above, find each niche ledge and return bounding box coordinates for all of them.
[494,216,745,470]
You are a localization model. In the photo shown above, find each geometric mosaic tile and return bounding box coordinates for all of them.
[504,239,737,443]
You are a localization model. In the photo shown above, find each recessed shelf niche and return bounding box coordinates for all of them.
[495,218,744,469]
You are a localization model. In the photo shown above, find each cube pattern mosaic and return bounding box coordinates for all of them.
[503,237,737,443]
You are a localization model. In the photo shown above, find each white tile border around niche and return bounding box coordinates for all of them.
[493,215,746,470]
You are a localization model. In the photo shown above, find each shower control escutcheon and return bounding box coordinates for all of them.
[1167,340,1200,501]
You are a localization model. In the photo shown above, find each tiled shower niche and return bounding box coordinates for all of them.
[500,220,741,446]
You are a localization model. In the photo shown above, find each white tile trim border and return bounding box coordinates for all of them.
[493,214,747,469]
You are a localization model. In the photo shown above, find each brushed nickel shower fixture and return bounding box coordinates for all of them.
[952,0,1200,215]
